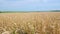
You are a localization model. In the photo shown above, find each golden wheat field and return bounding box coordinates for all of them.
[0,12,60,34]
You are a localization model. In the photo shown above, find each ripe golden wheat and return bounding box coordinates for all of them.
[0,12,60,34]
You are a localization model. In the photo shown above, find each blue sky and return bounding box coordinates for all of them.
[0,0,60,11]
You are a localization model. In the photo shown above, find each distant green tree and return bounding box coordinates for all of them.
[51,10,60,12]
[0,11,2,13]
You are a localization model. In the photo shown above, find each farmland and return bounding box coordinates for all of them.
[0,12,60,34]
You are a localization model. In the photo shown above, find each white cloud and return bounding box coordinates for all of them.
[43,0,48,3]
[0,0,41,7]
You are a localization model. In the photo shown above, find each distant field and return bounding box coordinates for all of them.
[0,12,60,34]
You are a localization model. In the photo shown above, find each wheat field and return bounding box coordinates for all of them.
[0,12,60,34]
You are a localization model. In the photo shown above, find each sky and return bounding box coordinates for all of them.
[0,0,60,11]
